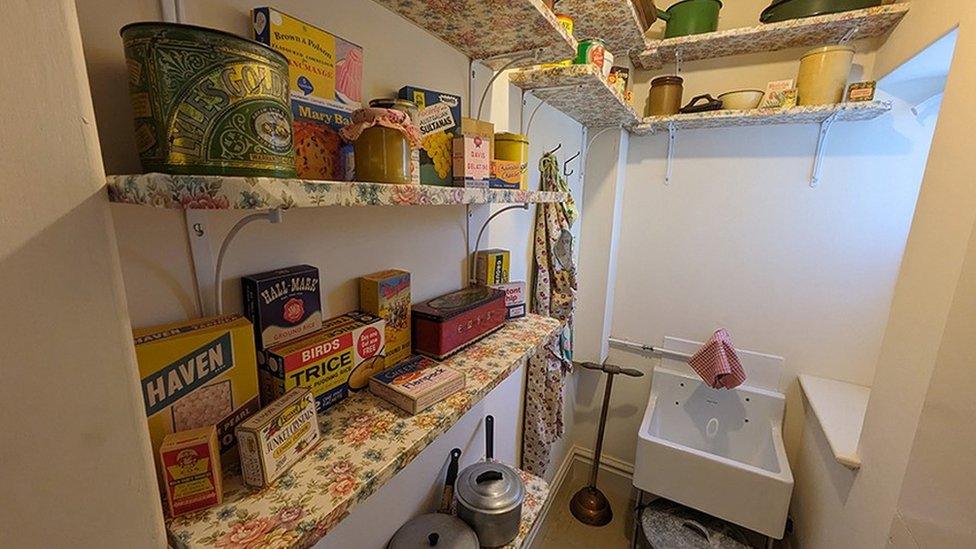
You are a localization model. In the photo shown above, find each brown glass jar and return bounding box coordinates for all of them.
[646,75,684,116]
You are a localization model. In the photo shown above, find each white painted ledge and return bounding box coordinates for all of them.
[799,374,871,469]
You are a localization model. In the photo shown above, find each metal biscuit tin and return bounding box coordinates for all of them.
[120,22,296,177]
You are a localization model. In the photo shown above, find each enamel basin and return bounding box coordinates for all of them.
[633,367,794,539]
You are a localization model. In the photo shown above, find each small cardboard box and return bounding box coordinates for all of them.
[475,249,511,285]
[134,315,260,471]
[491,281,527,319]
[461,117,494,159]
[398,87,462,186]
[265,312,385,412]
[237,387,319,488]
[360,270,412,365]
[452,135,491,189]
[369,355,465,414]
[489,159,522,190]
[252,7,363,180]
[242,265,323,404]
[159,426,223,517]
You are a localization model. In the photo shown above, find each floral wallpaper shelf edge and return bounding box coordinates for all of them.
[634,4,910,69]
[106,174,568,209]
[556,0,648,58]
[510,64,640,128]
[165,314,561,549]
[369,0,576,70]
[631,101,892,134]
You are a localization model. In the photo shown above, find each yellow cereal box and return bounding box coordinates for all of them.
[475,249,511,285]
[360,270,411,365]
[159,426,222,517]
[134,315,260,472]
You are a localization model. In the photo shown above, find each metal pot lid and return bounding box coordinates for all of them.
[388,513,479,549]
[455,462,524,513]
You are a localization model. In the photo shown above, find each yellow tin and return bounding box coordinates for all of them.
[494,132,529,190]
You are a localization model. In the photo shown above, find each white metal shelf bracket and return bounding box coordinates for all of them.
[475,51,539,120]
[810,113,839,188]
[665,122,677,185]
[184,208,283,317]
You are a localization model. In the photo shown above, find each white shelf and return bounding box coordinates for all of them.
[510,64,639,128]
[106,174,567,209]
[635,4,910,69]
[370,0,576,70]
[799,374,871,469]
[631,101,891,134]
[556,0,647,58]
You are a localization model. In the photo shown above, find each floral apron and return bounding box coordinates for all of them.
[523,153,578,475]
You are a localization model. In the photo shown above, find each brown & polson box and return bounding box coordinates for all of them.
[412,286,506,359]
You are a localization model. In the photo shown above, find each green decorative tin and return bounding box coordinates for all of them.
[120,22,296,177]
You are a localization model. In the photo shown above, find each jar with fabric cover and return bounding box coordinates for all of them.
[341,107,421,184]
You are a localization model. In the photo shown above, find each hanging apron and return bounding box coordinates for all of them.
[523,152,579,476]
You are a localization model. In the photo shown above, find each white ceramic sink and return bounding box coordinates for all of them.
[633,367,794,539]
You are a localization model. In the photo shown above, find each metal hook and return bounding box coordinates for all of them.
[563,150,581,176]
[546,142,562,156]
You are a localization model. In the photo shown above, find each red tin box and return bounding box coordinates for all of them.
[412,286,507,359]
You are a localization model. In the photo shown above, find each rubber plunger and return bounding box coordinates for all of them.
[570,362,644,526]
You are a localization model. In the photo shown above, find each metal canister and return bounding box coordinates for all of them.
[494,132,529,190]
[120,22,295,177]
[574,38,607,73]
[646,75,684,116]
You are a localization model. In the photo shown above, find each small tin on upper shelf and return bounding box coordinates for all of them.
[120,22,296,177]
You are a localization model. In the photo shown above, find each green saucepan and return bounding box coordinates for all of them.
[760,0,883,23]
[657,0,723,38]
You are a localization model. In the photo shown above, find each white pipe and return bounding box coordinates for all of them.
[608,337,693,361]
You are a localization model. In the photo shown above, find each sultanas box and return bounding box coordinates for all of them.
[242,265,322,404]
[133,315,260,472]
[252,7,363,180]
[397,86,462,186]
[265,311,385,413]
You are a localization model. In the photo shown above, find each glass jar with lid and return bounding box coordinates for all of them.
[341,107,421,185]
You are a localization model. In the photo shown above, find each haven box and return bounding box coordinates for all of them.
[265,311,385,413]
[134,315,260,470]
[253,7,364,180]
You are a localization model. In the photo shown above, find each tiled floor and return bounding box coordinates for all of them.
[531,460,637,549]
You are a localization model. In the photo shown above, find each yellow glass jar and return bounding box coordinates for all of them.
[353,125,410,184]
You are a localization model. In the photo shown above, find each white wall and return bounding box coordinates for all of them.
[72,0,585,541]
[569,0,934,477]
[1,1,164,547]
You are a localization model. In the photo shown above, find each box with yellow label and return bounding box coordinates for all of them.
[252,7,364,180]
[265,311,385,413]
[360,270,411,365]
[159,426,222,517]
[237,387,319,488]
[134,315,260,472]
[475,249,511,285]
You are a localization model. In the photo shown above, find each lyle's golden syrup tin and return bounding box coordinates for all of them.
[120,22,296,177]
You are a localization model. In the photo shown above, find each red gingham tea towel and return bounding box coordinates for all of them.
[688,329,747,390]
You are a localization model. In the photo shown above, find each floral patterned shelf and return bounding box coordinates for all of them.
[505,469,550,548]
[166,314,561,548]
[369,0,576,70]
[634,4,910,69]
[630,101,891,134]
[510,64,639,128]
[106,174,567,209]
[556,0,647,58]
